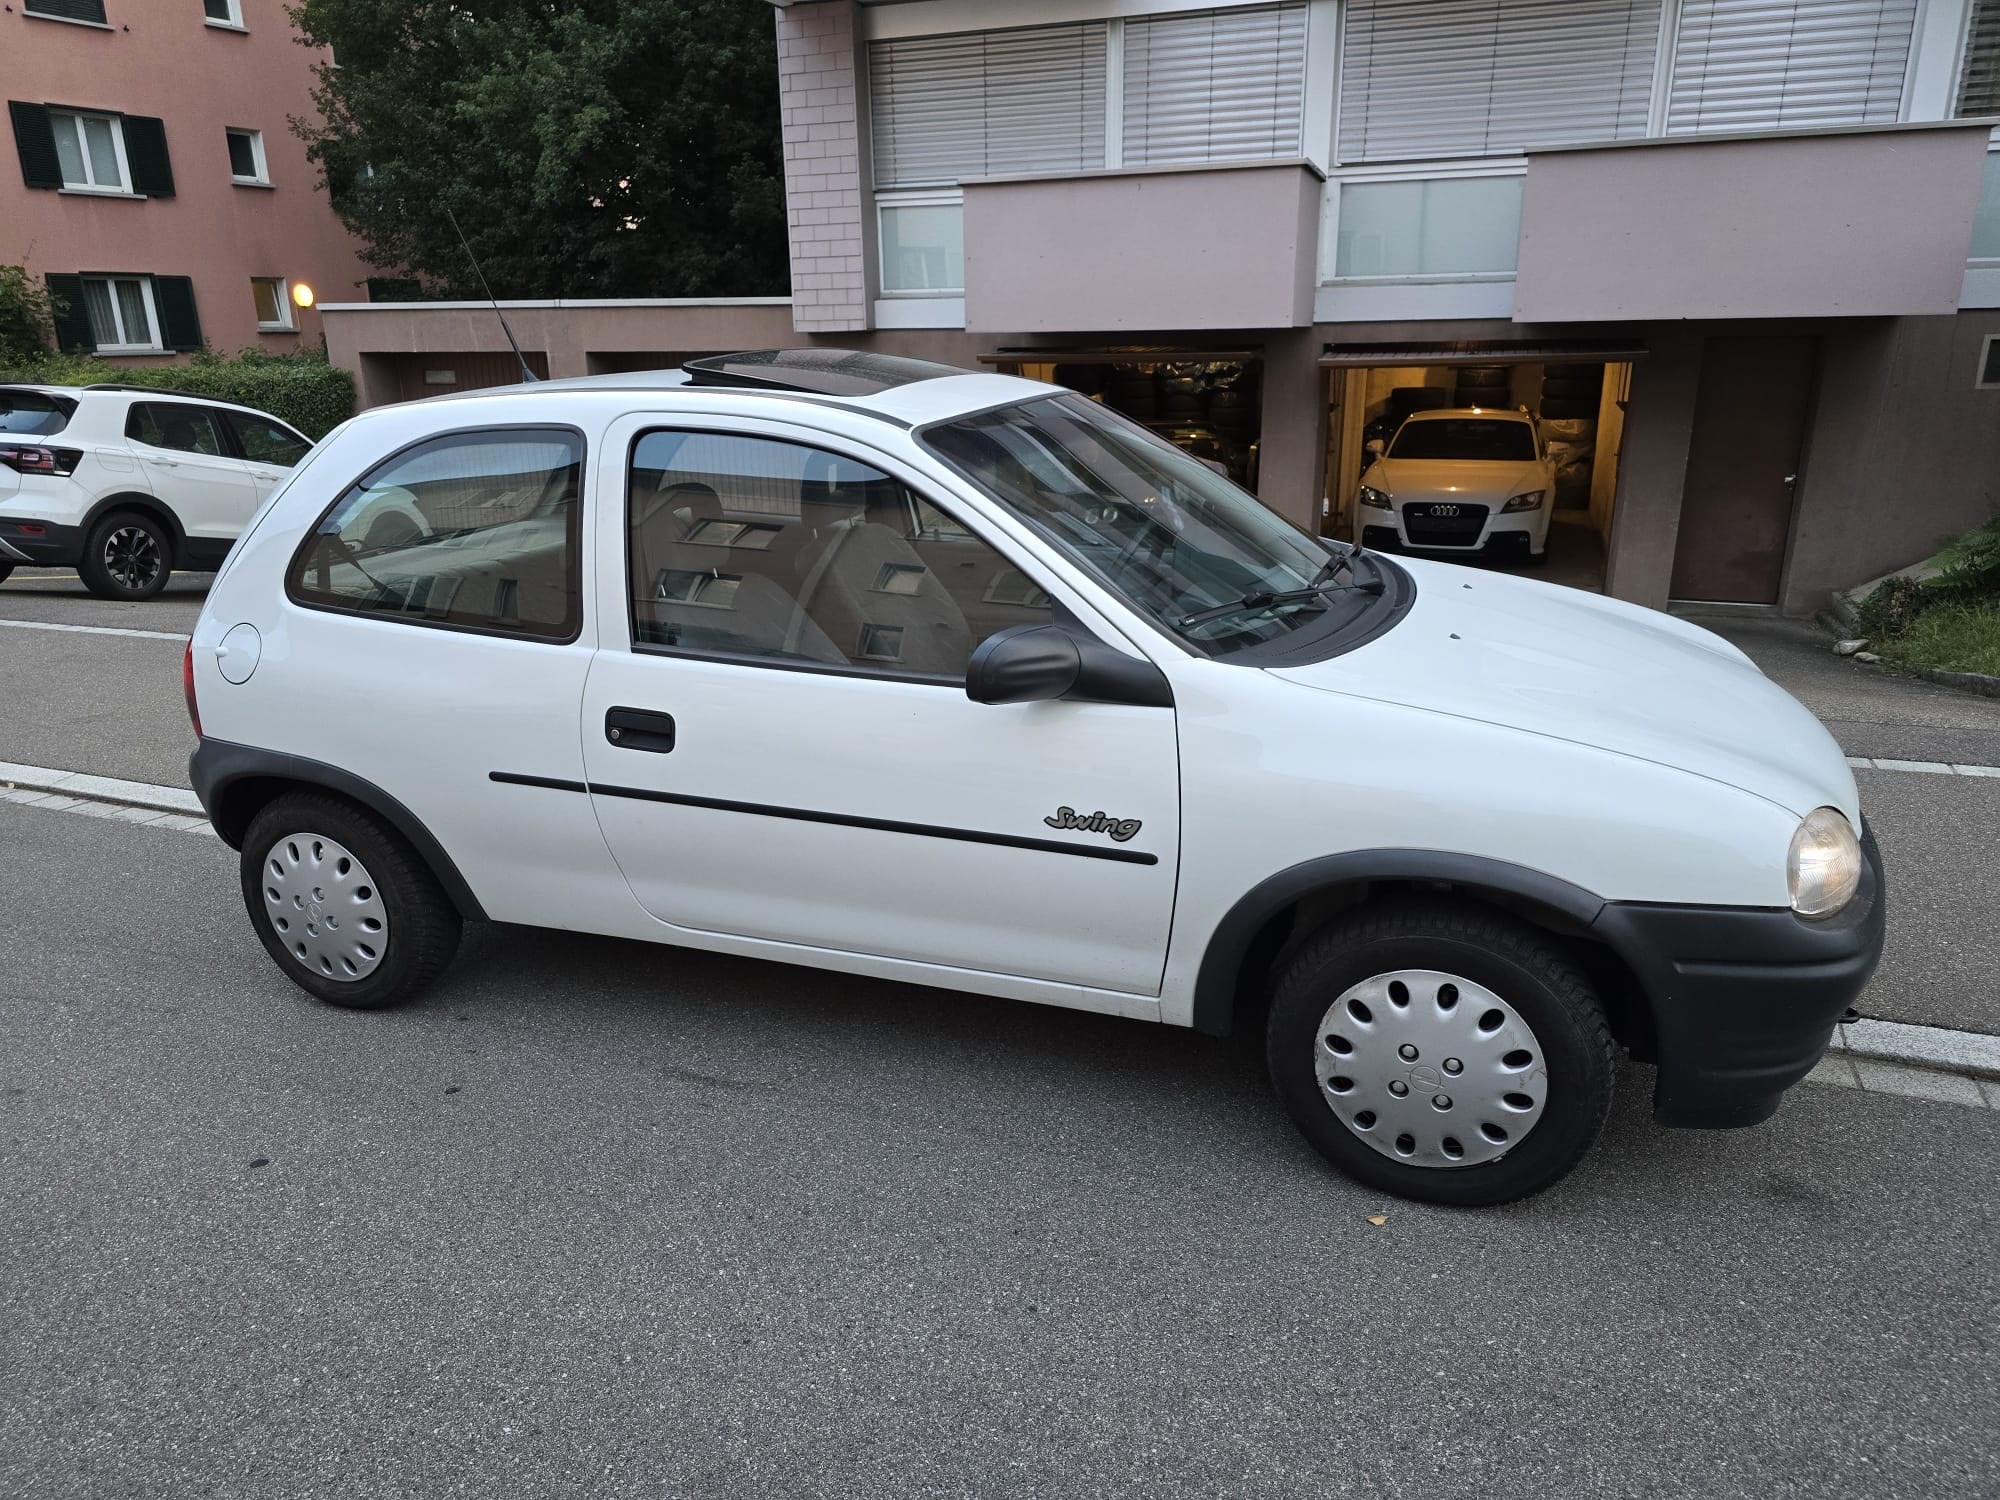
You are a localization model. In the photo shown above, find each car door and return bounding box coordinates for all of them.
[220,409,313,506]
[576,412,1181,998]
[125,401,258,542]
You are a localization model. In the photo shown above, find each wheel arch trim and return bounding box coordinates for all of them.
[82,491,189,558]
[1189,850,1607,1037]
[190,739,488,921]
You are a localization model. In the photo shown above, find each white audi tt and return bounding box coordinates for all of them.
[1353,407,1555,563]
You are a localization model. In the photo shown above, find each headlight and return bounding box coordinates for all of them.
[1501,490,1546,513]
[1788,807,1861,918]
[1357,486,1392,510]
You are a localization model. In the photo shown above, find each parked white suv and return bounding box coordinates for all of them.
[0,383,313,598]
[186,351,1884,1206]
[1354,406,1556,563]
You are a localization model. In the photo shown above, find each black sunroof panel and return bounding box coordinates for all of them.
[683,349,965,397]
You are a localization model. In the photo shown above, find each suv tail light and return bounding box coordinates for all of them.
[0,442,82,477]
[182,639,202,739]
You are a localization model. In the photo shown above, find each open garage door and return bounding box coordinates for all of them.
[1320,339,1645,593]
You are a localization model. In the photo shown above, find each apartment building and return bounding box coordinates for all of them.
[321,0,2000,614]
[4,0,370,359]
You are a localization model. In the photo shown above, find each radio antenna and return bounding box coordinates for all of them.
[444,207,538,384]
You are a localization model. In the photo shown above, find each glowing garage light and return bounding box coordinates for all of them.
[291,282,316,309]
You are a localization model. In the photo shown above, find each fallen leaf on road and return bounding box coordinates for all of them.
[1366,1214,1387,1226]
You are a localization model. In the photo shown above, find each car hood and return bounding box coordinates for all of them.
[1368,457,1544,505]
[1270,560,1858,820]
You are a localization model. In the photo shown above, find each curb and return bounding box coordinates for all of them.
[0,760,204,817]
[1917,666,2000,699]
[1829,1016,2000,1081]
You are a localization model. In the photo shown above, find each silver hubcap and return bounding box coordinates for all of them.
[1314,969,1548,1168]
[261,833,389,982]
[104,525,163,592]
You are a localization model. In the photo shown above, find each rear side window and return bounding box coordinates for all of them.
[225,411,311,468]
[128,402,228,456]
[0,391,75,436]
[288,427,584,642]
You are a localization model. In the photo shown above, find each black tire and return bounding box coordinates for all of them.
[78,509,173,600]
[1540,374,1603,400]
[1537,395,1599,421]
[1265,899,1615,1207]
[240,791,462,1010]
[1455,366,1510,390]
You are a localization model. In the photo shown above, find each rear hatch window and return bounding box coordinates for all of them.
[0,391,76,437]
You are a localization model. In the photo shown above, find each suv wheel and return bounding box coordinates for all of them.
[1266,900,1615,1207]
[79,510,172,600]
[240,792,462,1010]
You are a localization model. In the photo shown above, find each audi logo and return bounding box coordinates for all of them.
[1429,503,1462,517]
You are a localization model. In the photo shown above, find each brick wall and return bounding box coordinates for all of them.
[776,0,869,333]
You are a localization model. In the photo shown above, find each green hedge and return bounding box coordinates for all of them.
[0,347,355,439]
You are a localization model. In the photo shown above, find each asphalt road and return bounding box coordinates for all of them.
[2,799,1996,1500]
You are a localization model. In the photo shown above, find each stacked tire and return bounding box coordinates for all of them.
[1454,366,1510,405]
[1539,364,1604,509]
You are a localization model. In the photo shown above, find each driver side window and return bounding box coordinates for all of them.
[627,429,1050,680]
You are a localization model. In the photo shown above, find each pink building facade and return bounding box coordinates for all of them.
[3,0,371,361]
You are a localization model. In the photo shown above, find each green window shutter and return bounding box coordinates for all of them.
[122,115,175,197]
[153,276,203,352]
[44,273,95,353]
[8,102,62,189]
[23,0,108,23]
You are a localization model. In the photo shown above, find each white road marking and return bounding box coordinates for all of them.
[0,616,188,643]
[1849,755,2000,778]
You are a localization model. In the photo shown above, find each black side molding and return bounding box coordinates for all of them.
[1190,850,1605,1036]
[190,739,489,921]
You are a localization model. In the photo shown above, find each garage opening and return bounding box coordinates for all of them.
[1321,340,1644,593]
[984,349,1265,493]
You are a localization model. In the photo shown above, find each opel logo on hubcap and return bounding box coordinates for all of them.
[1405,1064,1441,1094]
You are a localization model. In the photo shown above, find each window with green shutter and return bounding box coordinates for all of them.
[1961,0,2000,118]
[23,0,108,24]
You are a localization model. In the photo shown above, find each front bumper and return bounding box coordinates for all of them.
[1361,524,1539,561]
[0,518,83,567]
[1593,827,1887,1128]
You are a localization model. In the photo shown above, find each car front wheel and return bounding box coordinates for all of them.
[240,792,462,1010]
[78,510,172,600]
[1266,900,1615,1206]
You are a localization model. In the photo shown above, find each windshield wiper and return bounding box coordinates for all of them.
[1177,548,1383,629]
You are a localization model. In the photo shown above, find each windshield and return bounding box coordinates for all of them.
[0,391,75,436]
[1390,418,1535,462]
[921,394,1361,656]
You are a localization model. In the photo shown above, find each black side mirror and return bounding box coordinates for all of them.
[966,616,1173,709]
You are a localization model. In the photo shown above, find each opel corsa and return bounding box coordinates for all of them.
[187,351,1885,1206]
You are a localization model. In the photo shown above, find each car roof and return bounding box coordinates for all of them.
[416,349,1052,430]
[0,382,293,422]
[1402,405,1533,423]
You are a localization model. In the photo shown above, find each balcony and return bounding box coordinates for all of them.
[960,160,1321,333]
[1513,121,1995,322]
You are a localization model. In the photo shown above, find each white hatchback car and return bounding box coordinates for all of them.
[0,383,312,598]
[187,351,1884,1206]
[1354,407,1556,563]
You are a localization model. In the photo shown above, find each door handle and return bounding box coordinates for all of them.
[154,457,180,467]
[605,706,676,753]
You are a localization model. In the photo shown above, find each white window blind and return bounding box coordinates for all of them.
[869,24,1106,189]
[1122,3,1307,166]
[1960,0,2000,118]
[1338,1,1663,165]
[1665,0,1918,135]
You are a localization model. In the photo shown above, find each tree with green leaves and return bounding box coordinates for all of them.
[288,1,788,299]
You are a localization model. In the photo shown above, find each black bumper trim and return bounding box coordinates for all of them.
[1594,827,1886,1128]
[0,518,83,567]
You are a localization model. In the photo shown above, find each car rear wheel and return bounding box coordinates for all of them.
[240,792,461,1010]
[1266,899,1615,1206]
[79,510,172,600]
